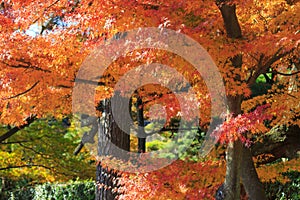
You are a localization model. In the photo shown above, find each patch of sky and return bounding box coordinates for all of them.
[25,15,77,37]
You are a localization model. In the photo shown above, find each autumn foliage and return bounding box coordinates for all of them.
[117,157,300,199]
[0,0,300,199]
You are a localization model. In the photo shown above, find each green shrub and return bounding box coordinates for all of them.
[2,179,95,200]
[264,170,300,200]
[146,140,166,151]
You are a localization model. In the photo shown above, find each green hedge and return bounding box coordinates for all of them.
[2,171,300,200]
[2,180,95,200]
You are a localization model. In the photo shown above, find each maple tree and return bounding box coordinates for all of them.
[0,0,300,199]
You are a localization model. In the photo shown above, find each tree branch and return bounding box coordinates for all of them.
[0,115,36,143]
[5,81,39,100]
[247,48,295,85]
[0,164,52,171]
[56,84,72,89]
[0,140,30,144]
[0,163,74,178]
[18,143,50,158]
[251,125,300,165]
[273,69,300,76]
[31,0,61,24]
[2,60,51,73]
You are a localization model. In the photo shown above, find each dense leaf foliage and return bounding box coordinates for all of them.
[117,158,300,199]
[0,0,299,198]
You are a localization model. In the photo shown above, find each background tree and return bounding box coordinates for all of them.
[0,117,95,194]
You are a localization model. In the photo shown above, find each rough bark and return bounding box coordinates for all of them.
[96,96,130,200]
[109,98,130,153]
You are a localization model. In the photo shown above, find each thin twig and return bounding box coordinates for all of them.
[31,0,61,25]
[5,81,39,100]
[0,164,52,171]
[273,70,300,76]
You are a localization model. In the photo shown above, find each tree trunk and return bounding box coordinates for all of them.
[241,146,266,200]
[216,0,242,39]
[216,96,243,200]
[136,96,146,153]
[222,140,243,200]
[96,96,130,200]
[214,1,267,199]
[215,64,267,200]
